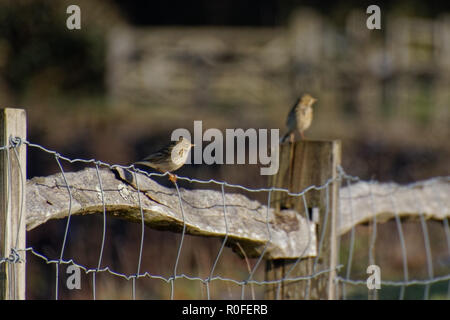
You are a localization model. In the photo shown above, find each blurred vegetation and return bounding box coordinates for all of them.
[0,0,117,102]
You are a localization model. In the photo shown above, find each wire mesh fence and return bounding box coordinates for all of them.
[336,171,450,299]
[1,137,449,300]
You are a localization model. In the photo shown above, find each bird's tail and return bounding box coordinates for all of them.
[133,161,156,169]
[279,131,292,144]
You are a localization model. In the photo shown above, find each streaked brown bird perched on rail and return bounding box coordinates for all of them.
[281,93,317,143]
[134,137,194,183]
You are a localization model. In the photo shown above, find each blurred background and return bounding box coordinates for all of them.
[1,0,449,299]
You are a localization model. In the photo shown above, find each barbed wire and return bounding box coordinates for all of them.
[1,138,450,300]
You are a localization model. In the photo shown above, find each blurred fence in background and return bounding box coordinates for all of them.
[1,108,449,300]
[107,9,450,145]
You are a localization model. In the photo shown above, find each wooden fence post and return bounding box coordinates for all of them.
[0,108,27,300]
[266,140,341,300]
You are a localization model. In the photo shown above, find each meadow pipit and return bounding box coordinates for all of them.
[281,93,317,143]
[134,137,194,183]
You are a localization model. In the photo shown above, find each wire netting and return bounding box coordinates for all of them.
[1,138,449,299]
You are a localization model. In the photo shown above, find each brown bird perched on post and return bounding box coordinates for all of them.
[134,137,194,183]
[280,93,317,143]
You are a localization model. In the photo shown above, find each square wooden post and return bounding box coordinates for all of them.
[0,108,27,300]
[265,140,340,300]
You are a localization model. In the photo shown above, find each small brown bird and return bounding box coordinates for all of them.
[281,94,317,143]
[134,137,194,183]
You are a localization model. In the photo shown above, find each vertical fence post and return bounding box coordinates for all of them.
[0,108,27,300]
[266,140,341,300]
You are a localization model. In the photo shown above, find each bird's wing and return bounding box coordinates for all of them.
[141,151,165,162]
[136,141,176,163]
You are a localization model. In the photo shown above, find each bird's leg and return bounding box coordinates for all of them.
[300,131,305,140]
[168,173,177,184]
[289,132,294,144]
